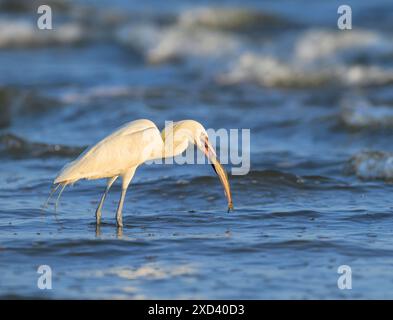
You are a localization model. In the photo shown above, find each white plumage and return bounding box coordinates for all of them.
[48,119,233,228]
[54,119,162,184]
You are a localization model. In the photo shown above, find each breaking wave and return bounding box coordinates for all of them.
[115,7,294,64]
[177,7,296,32]
[348,151,393,180]
[219,52,393,88]
[116,23,241,64]
[0,19,86,48]
[0,133,85,158]
[340,98,393,128]
[294,29,392,62]
[219,28,393,88]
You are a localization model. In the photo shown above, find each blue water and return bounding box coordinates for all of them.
[1,0,393,299]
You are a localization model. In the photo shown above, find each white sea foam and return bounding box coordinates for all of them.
[90,263,196,280]
[219,54,393,88]
[177,7,286,30]
[116,6,294,64]
[349,151,393,180]
[340,98,393,128]
[218,53,334,88]
[0,19,85,48]
[117,22,240,63]
[295,29,391,62]
[340,65,393,86]
[59,85,140,104]
[218,27,393,88]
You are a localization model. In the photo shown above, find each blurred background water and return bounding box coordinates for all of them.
[1,0,393,299]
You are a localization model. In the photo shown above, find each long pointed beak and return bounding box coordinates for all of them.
[203,137,233,212]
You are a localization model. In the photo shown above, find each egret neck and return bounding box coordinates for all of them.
[160,120,233,211]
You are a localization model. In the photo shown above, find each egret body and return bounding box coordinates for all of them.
[51,119,233,227]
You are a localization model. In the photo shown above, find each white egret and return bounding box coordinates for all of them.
[49,119,233,227]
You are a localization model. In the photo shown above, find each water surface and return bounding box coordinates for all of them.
[1,0,393,299]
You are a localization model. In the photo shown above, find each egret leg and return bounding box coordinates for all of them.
[116,188,127,228]
[95,176,118,225]
[115,168,136,228]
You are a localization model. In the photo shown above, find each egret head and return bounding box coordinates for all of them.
[161,120,233,212]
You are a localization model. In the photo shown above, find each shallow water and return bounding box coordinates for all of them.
[1,0,393,299]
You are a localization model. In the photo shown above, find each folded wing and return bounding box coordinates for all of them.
[54,119,163,185]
